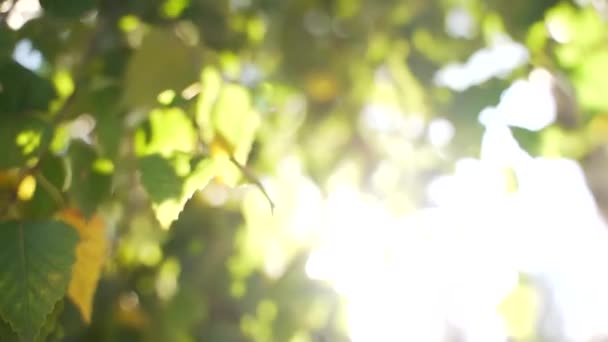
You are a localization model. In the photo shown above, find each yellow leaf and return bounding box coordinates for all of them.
[58,208,107,323]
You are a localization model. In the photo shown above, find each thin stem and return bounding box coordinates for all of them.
[35,171,65,208]
[188,94,275,213]
[229,155,275,214]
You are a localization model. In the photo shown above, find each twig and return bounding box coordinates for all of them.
[0,191,17,219]
[187,89,275,214]
[35,171,65,207]
[229,155,275,214]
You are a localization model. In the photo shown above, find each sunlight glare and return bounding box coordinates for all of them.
[434,36,528,91]
[6,0,41,30]
[305,119,608,341]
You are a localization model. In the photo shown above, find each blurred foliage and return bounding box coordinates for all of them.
[1,0,608,341]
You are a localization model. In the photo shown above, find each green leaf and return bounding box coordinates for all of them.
[0,220,79,341]
[34,299,64,342]
[139,154,184,228]
[139,155,183,204]
[0,116,51,169]
[195,66,222,143]
[21,155,67,219]
[71,85,124,161]
[96,110,123,161]
[0,59,56,114]
[0,317,19,342]
[573,49,608,112]
[39,0,96,19]
[123,28,200,108]
[67,141,112,218]
[139,155,216,228]
[161,0,191,18]
[0,28,16,59]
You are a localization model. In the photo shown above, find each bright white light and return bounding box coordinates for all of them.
[435,36,529,91]
[306,184,520,342]
[305,136,608,342]
[68,113,96,143]
[445,7,475,39]
[360,103,404,134]
[12,39,42,71]
[479,69,557,131]
[262,242,287,279]
[240,63,263,87]
[546,16,571,43]
[305,66,608,341]
[427,117,455,148]
[6,0,41,30]
[426,157,510,208]
[480,124,531,169]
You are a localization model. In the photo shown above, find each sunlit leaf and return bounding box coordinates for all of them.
[0,220,78,341]
[195,66,222,143]
[573,49,608,112]
[139,155,216,228]
[16,174,36,201]
[135,107,196,157]
[161,0,190,18]
[211,83,260,163]
[0,116,50,169]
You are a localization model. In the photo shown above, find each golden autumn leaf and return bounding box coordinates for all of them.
[58,208,108,323]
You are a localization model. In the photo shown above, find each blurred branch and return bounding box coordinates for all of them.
[49,24,104,124]
[39,18,107,158]
[0,190,17,219]
[0,15,108,217]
